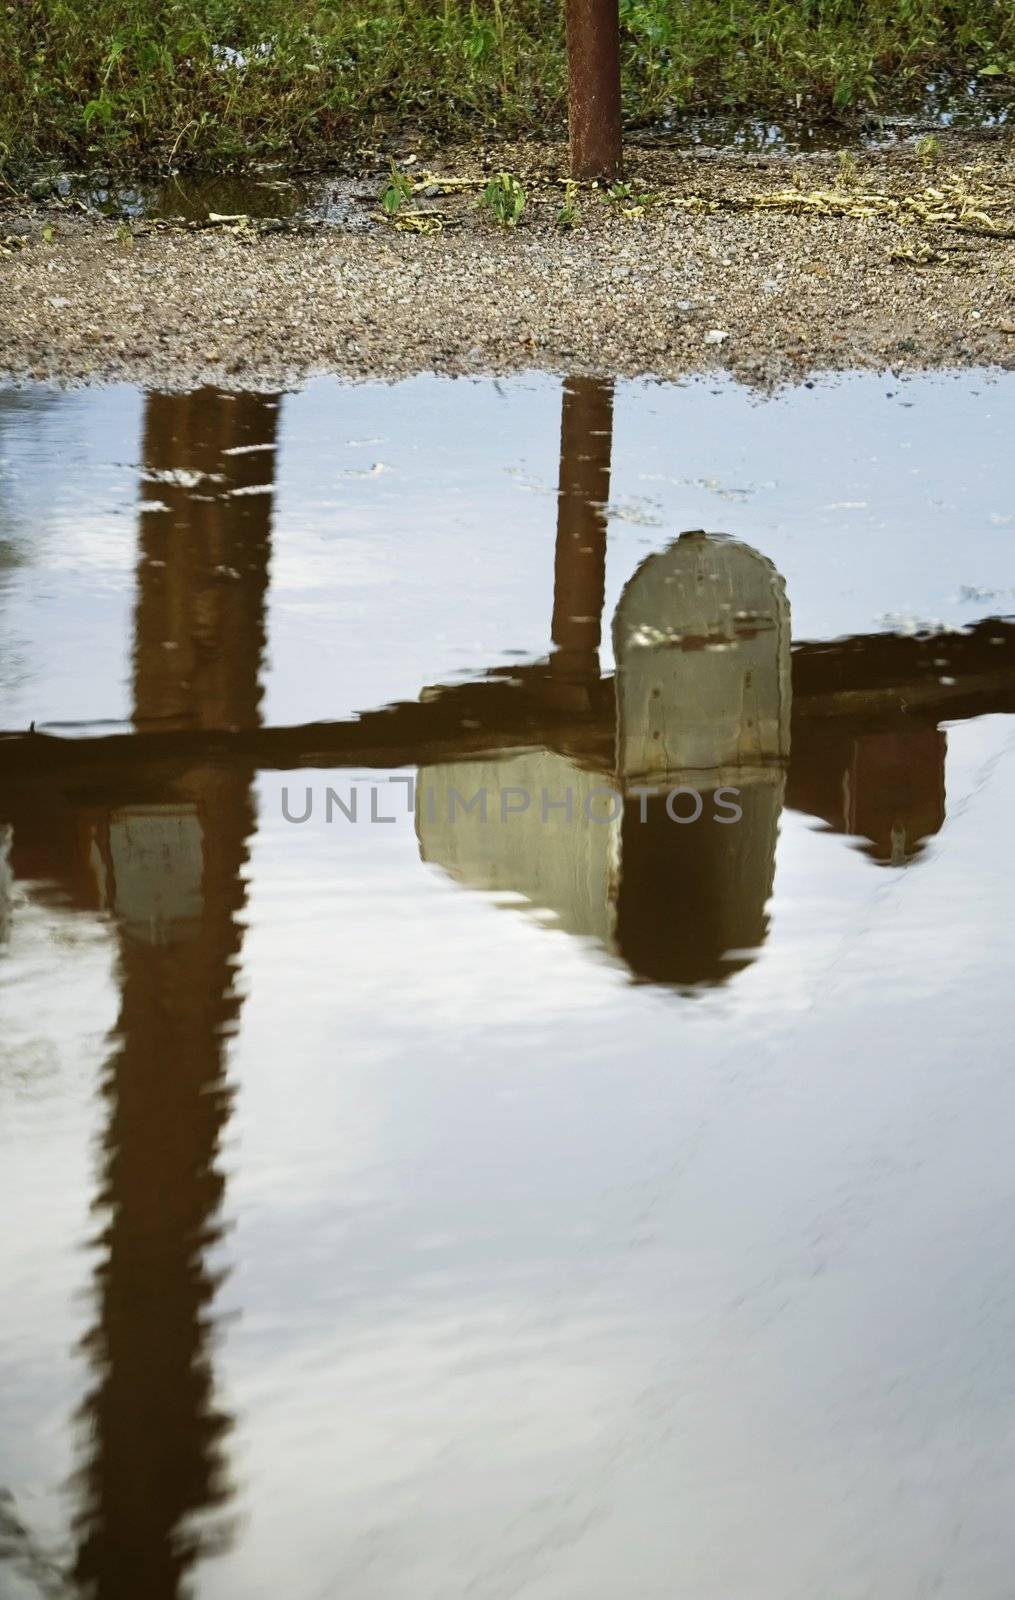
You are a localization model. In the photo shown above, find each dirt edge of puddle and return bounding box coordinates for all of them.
[2,139,1014,388]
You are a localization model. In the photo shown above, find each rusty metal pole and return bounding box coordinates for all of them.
[565,0,623,180]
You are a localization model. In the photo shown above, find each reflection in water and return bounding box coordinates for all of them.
[787,721,946,866]
[549,378,613,697]
[412,380,969,978]
[0,828,10,957]
[0,375,997,993]
[133,390,276,732]
[418,526,792,988]
[0,377,999,1000]
[0,391,59,572]
[420,385,792,989]
[73,770,251,1600]
[70,391,276,1599]
[612,529,789,985]
[614,786,778,986]
[0,393,61,716]
[2,374,1015,1594]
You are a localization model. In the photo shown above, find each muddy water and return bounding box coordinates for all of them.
[2,371,1015,1599]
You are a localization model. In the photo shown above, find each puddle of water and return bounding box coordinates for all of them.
[2,371,1013,731]
[25,168,374,228]
[640,74,1010,151]
[2,369,1015,1598]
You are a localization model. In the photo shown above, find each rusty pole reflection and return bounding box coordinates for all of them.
[74,391,277,1600]
[549,377,614,701]
[132,391,277,732]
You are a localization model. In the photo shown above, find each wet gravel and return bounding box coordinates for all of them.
[1,139,1013,387]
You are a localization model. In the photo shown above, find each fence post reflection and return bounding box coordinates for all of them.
[73,390,277,1600]
[549,377,614,700]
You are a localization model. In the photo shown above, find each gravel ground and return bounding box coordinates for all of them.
[1,137,1013,387]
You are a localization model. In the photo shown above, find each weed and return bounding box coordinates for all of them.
[380,160,414,217]
[916,134,942,161]
[836,150,860,187]
[0,0,1013,173]
[479,171,525,226]
[556,178,579,228]
[603,179,662,218]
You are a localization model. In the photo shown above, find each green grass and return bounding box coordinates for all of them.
[1,0,1013,174]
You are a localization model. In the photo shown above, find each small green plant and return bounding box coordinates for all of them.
[836,150,860,187]
[557,178,579,228]
[81,95,114,133]
[603,179,661,217]
[379,160,414,217]
[916,134,942,162]
[479,171,526,226]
